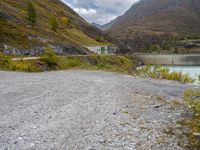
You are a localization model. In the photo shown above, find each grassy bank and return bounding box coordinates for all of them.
[1,51,196,84]
[135,65,195,84]
[0,51,136,74]
[183,76,200,149]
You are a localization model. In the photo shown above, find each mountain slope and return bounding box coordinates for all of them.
[0,0,115,55]
[109,0,200,36]
[92,21,115,31]
[106,0,200,52]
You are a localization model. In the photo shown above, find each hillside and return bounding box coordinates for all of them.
[92,21,115,31]
[107,0,200,52]
[0,0,116,56]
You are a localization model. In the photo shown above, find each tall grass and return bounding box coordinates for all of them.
[88,54,136,73]
[0,53,12,69]
[0,53,41,72]
[198,74,200,85]
[184,76,200,149]
[135,65,195,84]
[0,52,136,73]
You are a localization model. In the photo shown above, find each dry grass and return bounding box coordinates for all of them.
[0,52,136,73]
[184,87,200,149]
[0,0,108,50]
[135,65,195,84]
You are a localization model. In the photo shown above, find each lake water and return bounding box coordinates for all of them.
[165,66,200,81]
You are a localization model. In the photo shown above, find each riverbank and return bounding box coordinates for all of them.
[0,70,194,150]
[135,53,200,65]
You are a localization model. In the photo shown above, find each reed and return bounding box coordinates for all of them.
[135,65,195,84]
[184,82,200,149]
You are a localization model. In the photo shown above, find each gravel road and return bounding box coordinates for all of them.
[0,70,194,150]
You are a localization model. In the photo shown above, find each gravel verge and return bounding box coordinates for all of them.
[0,70,195,150]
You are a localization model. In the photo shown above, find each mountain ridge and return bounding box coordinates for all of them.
[108,0,200,36]
[105,0,200,52]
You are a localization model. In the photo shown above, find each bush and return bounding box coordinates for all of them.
[49,14,58,32]
[0,19,4,36]
[60,17,70,26]
[161,41,171,50]
[149,44,158,52]
[198,74,200,84]
[0,53,12,69]
[95,36,104,42]
[174,47,179,53]
[41,48,58,68]
[27,1,37,24]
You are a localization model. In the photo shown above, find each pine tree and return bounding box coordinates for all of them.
[27,1,37,24]
[49,15,58,32]
[0,19,3,36]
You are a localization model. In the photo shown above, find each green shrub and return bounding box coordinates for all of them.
[198,74,200,84]
[27,1,37,24]
[49,14,58,32]
[174,47,179,53]
[41,48,58,68]
[0,53,12,69]
[95,36,104,42]
[0,19,4,36]
[149,44,159,52]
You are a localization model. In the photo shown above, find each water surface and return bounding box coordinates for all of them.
[164,66,200,85]
[165,66,200,79]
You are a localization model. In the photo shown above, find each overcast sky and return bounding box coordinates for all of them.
[61,0,139,25]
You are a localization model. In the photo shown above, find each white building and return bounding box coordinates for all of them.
[86,46,118,54]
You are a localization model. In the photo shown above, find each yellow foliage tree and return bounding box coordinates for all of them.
[60,17,70,26]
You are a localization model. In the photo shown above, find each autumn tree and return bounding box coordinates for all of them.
[60,17,70,26]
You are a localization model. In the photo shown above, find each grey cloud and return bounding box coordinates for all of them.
[62,0,138,25]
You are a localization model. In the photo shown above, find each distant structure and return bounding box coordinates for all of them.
[86,46,118,54]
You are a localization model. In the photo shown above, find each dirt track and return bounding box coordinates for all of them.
[0,70,194,150]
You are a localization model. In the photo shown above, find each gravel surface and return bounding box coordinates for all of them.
[0,70,194,150]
